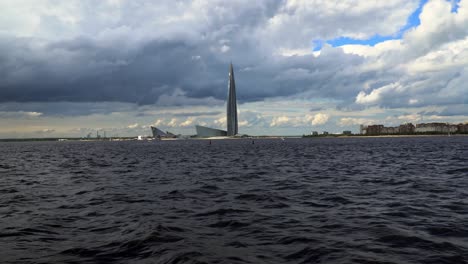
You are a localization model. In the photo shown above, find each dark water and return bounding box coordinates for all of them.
[1,137,467,264]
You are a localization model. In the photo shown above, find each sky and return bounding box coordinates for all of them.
[0,0,467,138]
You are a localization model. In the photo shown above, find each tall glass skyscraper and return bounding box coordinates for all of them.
[192,63,239,137]
[227,63,238,136]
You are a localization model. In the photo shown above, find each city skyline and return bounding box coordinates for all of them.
[0,0,467,138]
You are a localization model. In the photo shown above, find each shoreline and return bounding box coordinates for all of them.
[305,134,468,139]
[335,134,468,138]
[0,134,467,142]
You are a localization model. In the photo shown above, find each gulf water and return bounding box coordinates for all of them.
[1,137,467,263]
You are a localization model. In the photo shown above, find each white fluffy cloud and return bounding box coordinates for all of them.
[347,0,468,110]
[127,123,139,129]
[0,111,43,118]
[179,117,195,127]
[309,113,330,126]
[338,117,376,126]
[269,113,329,127]
[270,116,292,127]
[262,0,418,50]
[355,82,404,105]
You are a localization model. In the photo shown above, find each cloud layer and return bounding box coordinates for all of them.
[0,0,467,137]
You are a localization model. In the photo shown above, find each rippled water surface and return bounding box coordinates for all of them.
[1,137,467,264]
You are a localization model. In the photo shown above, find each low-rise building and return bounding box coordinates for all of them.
[360,122,464,135]
[415,123,457,133]
[366,125,384,135]
[360,125,367,135]
[457,123,468,133]
[399,123,415,134]
[381,126,399,134]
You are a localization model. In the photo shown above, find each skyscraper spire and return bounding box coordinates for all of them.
[227,63,238,136]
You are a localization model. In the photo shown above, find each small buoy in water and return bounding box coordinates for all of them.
[209,140,212,145]
[252,140,255,145]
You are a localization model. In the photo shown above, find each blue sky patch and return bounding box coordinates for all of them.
[451,0,461,12]
[312,0,457,50]
[326,35,399,48]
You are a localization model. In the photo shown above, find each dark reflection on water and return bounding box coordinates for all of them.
[1,137,467,264]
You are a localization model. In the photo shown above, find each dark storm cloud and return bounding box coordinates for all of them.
[309,106,325,112]
[439,105,468,116]
[0,32,373,106]
[0,0,466,115]
[0,1,287,106]
[0,36,220,104]
[0,0,391,108]
[172,111,222,117]
[0,101,137,116]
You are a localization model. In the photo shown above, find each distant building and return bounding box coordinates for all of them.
[366,125,384,135]
[449,124,459,133]
[360,125,367,135]
[322,131,329,135]
[360,122,467,135]
[226,63,238,136]
[195,125,227,137]
[194,63,238,137]
[399,123,415,134]
[361,123,412,135]
[343,130,352,135]
[311,131,319,136]
[151,126,166,137]
[151,126,177,139]
[381,126,398,134]
[415,123,457,133]
[457,123,468,133]
[166,131,177,138]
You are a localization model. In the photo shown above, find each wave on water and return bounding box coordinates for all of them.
[0,137,467,263]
